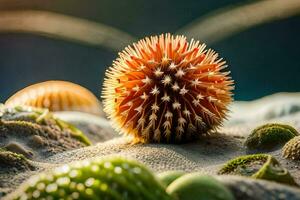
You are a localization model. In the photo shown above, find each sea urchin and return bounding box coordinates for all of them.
[102,34,234,143]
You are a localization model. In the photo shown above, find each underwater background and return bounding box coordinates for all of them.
[0,0,299,102]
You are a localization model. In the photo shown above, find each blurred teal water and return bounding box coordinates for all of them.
[0,0,299,102]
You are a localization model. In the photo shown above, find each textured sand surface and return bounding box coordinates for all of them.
[2,93,300,199]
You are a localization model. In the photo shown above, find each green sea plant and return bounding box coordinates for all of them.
[282,136,300,160]
[12,157,173,200]
[218,154,297,186]
[245,123,298,150]
[166,173,235,200]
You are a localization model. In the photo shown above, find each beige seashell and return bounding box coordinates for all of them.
[5,80,103,116]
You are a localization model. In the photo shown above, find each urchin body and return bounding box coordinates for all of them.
[102,34,233,143]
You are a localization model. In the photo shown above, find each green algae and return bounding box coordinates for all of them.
[0,148,35,171]
[55,118,91,146]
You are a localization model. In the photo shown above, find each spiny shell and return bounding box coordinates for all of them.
[282,136,300,160]
[218,154,297,186]
[102,33,234,143]
[11,157,172,200]
[5,81,103,116]
[166,174,235,200]
[245,123,299,150]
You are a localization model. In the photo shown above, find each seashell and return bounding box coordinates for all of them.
[245,123,299,150]
[5,81,103,116]
[218,154,297,186]
[102,33,234,143]
[10,156,172,200]
[166,173,235,200]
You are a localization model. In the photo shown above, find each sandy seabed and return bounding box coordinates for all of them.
[2,93,300,199]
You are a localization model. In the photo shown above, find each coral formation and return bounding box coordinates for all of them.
[0,105,90,159]
[245,123,298,150]
[157,171,186,186]
[5,81,103,116]
[166,173,235,200]
[102,33,234,143]
[282,135,300,160]
[218,154,297,186]
[11,157,172,200]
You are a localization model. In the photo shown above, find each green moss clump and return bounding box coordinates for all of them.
[218,154,297,186]
[166,174,235,200]
[0,105,91,146]
[157,171,186,187]
[13,157,173,200]
[245,123,299,150]
[218,154,268,176]
[282,136,300,160]
[0,148,35,171]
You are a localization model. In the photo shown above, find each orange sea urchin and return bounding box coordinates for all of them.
[102,34,234,143]
[6,80,103,116]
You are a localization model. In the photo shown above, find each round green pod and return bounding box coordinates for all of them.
[218,154,297,186]
[245,123,299,150]
[12,156,173,200]
[166,173,235,200]
[157,171,186,186]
